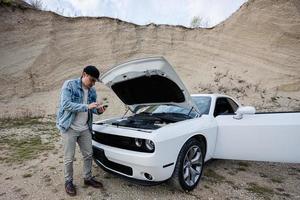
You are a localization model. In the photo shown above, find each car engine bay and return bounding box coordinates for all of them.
[99,113,192,130]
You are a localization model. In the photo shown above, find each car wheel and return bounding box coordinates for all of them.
[171,138,205,191]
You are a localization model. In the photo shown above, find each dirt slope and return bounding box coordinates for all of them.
[0,1,300,200]
[0,0,299,118]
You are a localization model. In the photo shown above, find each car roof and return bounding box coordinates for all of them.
[191,93,230,98]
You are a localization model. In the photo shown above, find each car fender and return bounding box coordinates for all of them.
[151,116,217,174]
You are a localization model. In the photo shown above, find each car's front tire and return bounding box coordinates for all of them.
[171,138,205,191]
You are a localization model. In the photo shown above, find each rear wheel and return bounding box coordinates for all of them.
[171,138,205,191]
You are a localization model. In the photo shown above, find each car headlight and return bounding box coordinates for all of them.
[145,139,155,151]
[135,138,143,147]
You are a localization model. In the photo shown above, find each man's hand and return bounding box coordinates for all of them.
[88,102,107,114]
[97,104,107,114]
[88,102,99,110]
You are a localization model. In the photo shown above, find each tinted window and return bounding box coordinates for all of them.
[214,97,236,117]
[227,98,239,112]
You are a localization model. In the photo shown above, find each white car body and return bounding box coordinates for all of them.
[92,57,300,189]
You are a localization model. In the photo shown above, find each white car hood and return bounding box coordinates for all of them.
[101,57,200,113]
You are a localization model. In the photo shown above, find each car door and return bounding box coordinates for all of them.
[213,97,300,163]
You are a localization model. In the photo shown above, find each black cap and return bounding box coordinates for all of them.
[83,65,100,82]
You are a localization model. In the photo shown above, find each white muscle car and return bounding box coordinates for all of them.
[92,57,300,191]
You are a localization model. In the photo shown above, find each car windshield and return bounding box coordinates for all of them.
[136,96,211,117]
[192,96,211,115]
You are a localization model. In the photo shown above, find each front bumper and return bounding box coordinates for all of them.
[92,140,175,182]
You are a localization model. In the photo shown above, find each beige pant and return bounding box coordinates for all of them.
[62,128,93,182]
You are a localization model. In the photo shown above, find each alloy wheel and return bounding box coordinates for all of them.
[182,145,203,186]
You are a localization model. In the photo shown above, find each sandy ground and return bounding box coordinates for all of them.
[0,0,300,199]
[0,117,300,200]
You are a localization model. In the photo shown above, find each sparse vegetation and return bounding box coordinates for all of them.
[190,16,209,28]
[22,173,32,178]
[203,169,226,184]
[0,0,13,6]
[246,182,274,199]
[259,172,268,178]
[0,135,54,164]
[204,184,210,189]
[28,0,43,10]
[270,177,284,183]
[104,175,111,179]
[14,188,22,193]
[238,161,250,167]
[225,180,239,189]
[271,96,278,103]
[0,117,58,164]
[237,162,249,171]
[0,0,30,10]
[196,70,300,112]
[43,174,51,182]
[237,167,247,171]
[290,167,300,173]
[102,97,109,106]
[0,117,44,129]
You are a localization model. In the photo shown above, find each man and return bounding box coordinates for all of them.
[57,65,106,196]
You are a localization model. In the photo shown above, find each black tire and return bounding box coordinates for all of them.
[170,138,205,191]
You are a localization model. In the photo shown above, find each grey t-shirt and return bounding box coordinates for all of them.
[70,87,89,131]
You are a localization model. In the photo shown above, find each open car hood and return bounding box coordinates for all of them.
[101,57,200,113]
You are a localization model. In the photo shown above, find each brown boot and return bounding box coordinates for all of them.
[65,181,76,196]
[84,177,103,188]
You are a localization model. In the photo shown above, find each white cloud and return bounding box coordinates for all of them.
[25,0,247,27]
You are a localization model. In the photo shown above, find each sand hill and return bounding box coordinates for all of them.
[0,0,299,119]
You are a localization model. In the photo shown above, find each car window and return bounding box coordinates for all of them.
[214,97,235,117]
[191,96,211,115]
[227,98,239,112]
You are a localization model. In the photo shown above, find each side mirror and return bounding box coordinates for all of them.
[233,106,256,119]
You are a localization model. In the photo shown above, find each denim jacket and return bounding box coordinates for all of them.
[56,78,100,133]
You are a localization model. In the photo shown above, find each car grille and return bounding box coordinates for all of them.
[92,131,154,153]
[93,147,133,176]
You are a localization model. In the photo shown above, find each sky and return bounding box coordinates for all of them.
[25,0,248,28]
